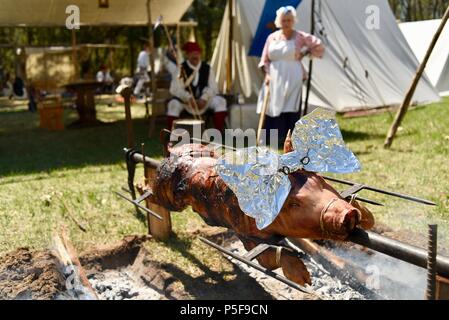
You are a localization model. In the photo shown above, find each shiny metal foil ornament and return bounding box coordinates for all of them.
[216,108,361,230]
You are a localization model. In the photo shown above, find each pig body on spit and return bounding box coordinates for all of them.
[144,142,375,286]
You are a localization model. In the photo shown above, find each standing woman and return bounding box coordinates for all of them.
[258,6,324,141]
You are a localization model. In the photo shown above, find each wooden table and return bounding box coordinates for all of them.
[64,80,103,127]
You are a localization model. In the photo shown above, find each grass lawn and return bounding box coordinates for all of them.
[0,97,448,258]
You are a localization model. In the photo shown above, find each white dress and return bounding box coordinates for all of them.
[257,38,303,118]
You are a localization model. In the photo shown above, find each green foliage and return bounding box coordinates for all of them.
[388,0,449,21]
[184,0,227,60]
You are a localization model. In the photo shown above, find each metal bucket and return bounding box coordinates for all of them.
[172,119,205,144]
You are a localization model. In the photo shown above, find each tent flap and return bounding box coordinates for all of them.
[400,19,449,96]
[0,0,193,26]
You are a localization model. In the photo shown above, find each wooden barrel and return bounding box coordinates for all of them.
[38,96,64,131]
[172,119,205,144]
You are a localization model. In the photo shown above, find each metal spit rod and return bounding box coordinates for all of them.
[198,236,322,298]
[348,228,449,279]
[426,224,438,300]
[125,148,160,169]
[322,175,436,206]
[143,130,438,207]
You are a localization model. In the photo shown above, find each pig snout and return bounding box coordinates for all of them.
[321,199,361,240]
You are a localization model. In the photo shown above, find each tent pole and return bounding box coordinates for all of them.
[43,48,49,90]
[303,0,315,117]
[384,4,449,149]
[146,0,172,239]
[176,23,181,71]
[71,29,78,81]
[147,0,157,116]
[225,0,233,94]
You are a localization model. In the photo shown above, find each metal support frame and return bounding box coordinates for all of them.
[243,243,271,261]
[339,183,383,206]
[198,236,320,298]
[125,148,139,201]
[427,224,438,300]
[117,148,163,221]
[115,190,162,221]
[323,175,436,206]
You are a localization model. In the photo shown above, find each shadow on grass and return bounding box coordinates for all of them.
[162,262,274,300]
[157,233,275,299]
[340,129,385,142]
[162,233,228,281]
[0,112,165,178]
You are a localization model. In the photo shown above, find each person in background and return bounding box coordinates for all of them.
[133,43,151,97]
[163,47,179,80]
[12,76,27,99]
[166,42,227,132]
[0,72,13,99]
[0,65,4,91]
[79,49,92,79]
[2,72,13,98]
[96,64,114,93]
[258,6,324,141]
[27,83,37,112]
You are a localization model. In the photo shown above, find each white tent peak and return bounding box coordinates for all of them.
[400,19,449,96]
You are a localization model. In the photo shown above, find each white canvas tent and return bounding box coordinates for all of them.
[212,0,440,112]
[25,47,76,90]
[400,19,449,96]
[0,0,192,26]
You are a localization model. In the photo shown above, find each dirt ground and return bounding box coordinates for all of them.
[0,233,308,300]
[0,248,66,299]
[0,224,445,300]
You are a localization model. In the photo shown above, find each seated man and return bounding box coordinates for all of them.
[134,43,151,97]
[163,46,179,81]
[167,42,227,132]
[96,64,114,93]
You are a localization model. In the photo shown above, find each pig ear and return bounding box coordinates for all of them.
[283,130,294,153]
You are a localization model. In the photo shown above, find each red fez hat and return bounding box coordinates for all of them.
[182,42,202,54]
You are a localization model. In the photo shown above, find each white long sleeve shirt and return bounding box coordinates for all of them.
[96,70,114,83]
[137,50,150,71]
[169,60,219,103]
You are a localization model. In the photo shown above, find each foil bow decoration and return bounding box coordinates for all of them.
[216,108,361,230]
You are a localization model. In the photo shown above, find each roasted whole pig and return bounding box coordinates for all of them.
[143,140,374,286]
